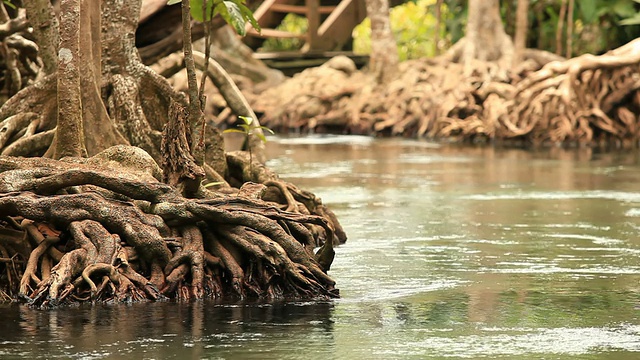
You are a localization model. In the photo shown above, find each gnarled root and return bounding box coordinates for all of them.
[226,151,347,245]
[0,152,340,306]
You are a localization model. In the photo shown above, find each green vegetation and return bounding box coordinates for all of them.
[224,116,274,170]
[353,0,448,60]
[505,0,640,55]
[261,13,308,51]
[261,0,640,60]
[167,0,259,35]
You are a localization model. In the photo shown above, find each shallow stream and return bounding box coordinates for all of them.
[2,136,640,359]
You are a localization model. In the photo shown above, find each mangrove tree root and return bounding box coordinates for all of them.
[252,39,640,147]
[0,152,340,306]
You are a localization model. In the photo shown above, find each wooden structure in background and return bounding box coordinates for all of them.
[244,0,367,52]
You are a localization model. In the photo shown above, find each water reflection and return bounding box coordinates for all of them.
[3,136,640,359]
[0,301,336,359]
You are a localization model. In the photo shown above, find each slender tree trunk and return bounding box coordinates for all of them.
[180,0,205,165]
[365,0,399,84]
[54,0,85,158]
[513,0,529,67]
[566,0,574,58]
[434,0,443,55]
[556,0,567,56]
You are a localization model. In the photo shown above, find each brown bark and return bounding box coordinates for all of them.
[513,0,529,68]
[180,0,204,141]
[161,100,205,194]
[460,0,513,76]
[556,0,567,56]
[566,0,574,58]
[179,0,205,199]
[23,0,58,75]
[365,0,399,83]
[53,0,85,159]
[79,0,128,158]
[0,150,341,305]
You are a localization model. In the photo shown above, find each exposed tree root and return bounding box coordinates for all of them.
[0,7,34,103]
[502,38,640,146]
[251,39,640,147]
[0,147,340,306]
[0,0,347,309]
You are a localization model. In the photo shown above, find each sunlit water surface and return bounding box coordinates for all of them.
[3,136,640,359]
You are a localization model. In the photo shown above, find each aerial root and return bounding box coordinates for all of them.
[18,221,60,296]
[162,225,205,299]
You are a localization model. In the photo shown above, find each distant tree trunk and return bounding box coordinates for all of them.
[556,0,567,56]
[434,0,443,55]
[513,0,529,68]
[365,0,399,83]
[442,0,517,78]
[460,0,513,75]
[565,0,574,58]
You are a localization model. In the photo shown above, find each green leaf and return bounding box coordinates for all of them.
[238,115,253,125]
[2,0,15,9]
[258,126,275,135]
[186,0,258,36]
[215,1,246,36]
[239,3,260,32]
[619,13,640,25]
[578,0,597,23]
[191,0,215,21]
[256,132,267,143]
[239,124,251,132]
[613,0,637,18]
[167,0,182,5]
[223,128,246,134]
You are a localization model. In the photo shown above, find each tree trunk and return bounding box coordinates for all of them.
[365,0,399,83]
[566,0,574,58]
[0,0,346,306]
[513,0,529,68]
[460,0,513,75]
[53,0,85,159]
[23,0,58,76]
[556,0,567,56]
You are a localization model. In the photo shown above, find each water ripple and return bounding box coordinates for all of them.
[465,190,640,203]
[384,324,640,358]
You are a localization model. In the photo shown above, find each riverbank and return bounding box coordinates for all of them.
[225,40,640,148]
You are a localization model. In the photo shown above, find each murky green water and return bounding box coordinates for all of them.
[3,136,640,359]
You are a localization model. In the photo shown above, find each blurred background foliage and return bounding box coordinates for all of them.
[262,13,308,51]
[262,0,640,59]
[505,0,640,56]
[353,0,448,60]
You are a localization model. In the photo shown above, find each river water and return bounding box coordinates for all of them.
[2,136,640,359]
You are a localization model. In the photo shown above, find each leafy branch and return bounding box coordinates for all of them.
[224,116,274,173]
[167,0,260,35]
